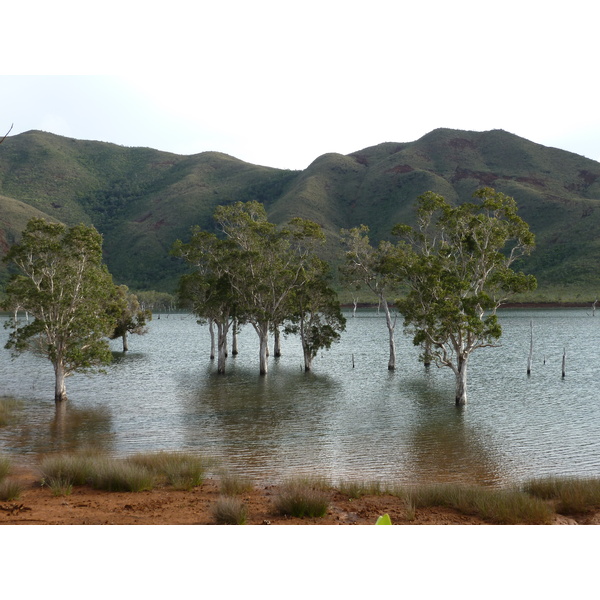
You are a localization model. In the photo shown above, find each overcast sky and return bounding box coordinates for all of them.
[2,0,599,170]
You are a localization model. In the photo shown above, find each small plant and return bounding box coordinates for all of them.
[0,479,23,501]
[375,513,392,525]
[212,496,248,525]
[45,475,74,497]
[0,455,11,483]
[39,453,99,487]
[219,472,254,496]
[274,479,330,518]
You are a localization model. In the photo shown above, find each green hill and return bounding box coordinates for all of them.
[1,128,600,299]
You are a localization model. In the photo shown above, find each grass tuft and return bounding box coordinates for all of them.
[90,459,155,492]
[127,452,206,490]
[212,496,248,525]
[338,479,387,499]
[0,455,11,483]
[523,476,600,515]
[0,479,23,501]
[219,472,254,496]
[274,479,330,518]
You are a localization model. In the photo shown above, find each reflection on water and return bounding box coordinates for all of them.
[2,309,600,485]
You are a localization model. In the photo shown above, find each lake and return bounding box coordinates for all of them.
[1,308,600,486]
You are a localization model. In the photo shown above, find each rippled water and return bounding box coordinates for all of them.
[2,308,600,485]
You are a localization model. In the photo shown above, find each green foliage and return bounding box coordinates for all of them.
[393,187,537,403]
[375,513,392,524]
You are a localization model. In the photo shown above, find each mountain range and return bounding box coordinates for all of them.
[1,128,600,299]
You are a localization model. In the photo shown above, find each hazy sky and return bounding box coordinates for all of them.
[2,1,599,170]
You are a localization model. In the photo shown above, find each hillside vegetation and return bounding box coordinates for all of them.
[1,128,600,299]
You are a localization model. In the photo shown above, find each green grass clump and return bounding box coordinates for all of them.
[127,452,206,490]
[0,479,23,501]
[400,483,553,524]
[274,479,331,518]
[90,459,155,492]
[212,496,248,525]
[39,453,99,488]
[219,472,254,496]
[523,477,600,515]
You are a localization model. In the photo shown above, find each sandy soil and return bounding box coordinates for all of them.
[1,466,597,525]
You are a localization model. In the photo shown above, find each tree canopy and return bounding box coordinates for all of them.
[392,187,537,404]
[2,218,117,402]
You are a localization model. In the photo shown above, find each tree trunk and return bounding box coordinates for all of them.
[257,322,270,375]
[232,320,238,356]
[217,322,227,374]
[381,297,396,370]
[122,330,129,352]
[302,343,313,371]
[209,319,216,360]
[455,355,468,405]
[273,326,281,357]
[54,360,68,403]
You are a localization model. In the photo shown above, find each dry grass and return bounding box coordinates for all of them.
[212,496,248,524]
[219,471,254,496]
[523,476,600,515]
[127,452,206,490]
[0,478,23,501]
[274,478,331,518]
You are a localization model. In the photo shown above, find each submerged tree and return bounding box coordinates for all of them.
[285,259,346,371]
[172,230,239,374]
[393,187,537,405]
[214,201,333,375]
[340,225,400,370]
[108,285,152,352]
[2,219,116,402]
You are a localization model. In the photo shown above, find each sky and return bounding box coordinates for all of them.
[2,0,599,170]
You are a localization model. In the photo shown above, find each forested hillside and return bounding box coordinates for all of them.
[1,128,600,298]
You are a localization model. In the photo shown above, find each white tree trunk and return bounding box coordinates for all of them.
[455,355,468,405]
[258,322,270,375]
[209,319,216,360]
[527,319,533,376]
[54,360,68,403]
[122,330,129,352]
[381,297,396,370]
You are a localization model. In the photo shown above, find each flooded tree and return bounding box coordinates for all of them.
[2,219,116,402]
[340,225,400,370]
[108,285,152,352]
[393,188,537,405]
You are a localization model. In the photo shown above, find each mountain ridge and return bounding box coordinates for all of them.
[1,128,599,297]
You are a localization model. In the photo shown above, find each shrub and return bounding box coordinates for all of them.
[219,472,254,496]
[127,452,206,490]
[212,496,248,525]
[274,480,330,518]
[0,479,23,501]
[524,477,600,515]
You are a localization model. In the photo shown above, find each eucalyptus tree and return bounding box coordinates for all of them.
[2,218,117,402]
[340,225,401,370]
[172,230,239,374]
[108,285,152,352]
[213,201,331,375]
[392,187,537,405]
[285,259,346,371]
